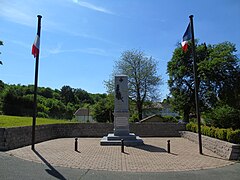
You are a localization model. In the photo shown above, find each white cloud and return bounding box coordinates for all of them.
[0,1,35,27]
[48,44,112,57]
[72,0,114,14]
[0,0,63,31]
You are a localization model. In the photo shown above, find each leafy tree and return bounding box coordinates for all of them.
[92,94,114,122]
[38,87,53,98]
[75,88,94,104]
[45,98,66,119]
[2,87,33,116]
[167,41,240,122]
[60,85,76,104]
[0,80,5,113]
[105,49,162,120]
[205,104,240,129]
[0,80,114,120]
[198,42,240,109]
[64,103,75,119]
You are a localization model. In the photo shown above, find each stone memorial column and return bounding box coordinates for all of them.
[100,75,143,146]
[114,75,130,136]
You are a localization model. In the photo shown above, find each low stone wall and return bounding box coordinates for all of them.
[0,128,6,150]
[0,123,185,150]
[130,123,185,137]
[180,131,240,160]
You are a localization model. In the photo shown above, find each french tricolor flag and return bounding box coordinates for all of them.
[32,35,40,58]
[181,23,192,52]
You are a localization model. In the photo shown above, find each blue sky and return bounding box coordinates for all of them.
[0,0,240,99]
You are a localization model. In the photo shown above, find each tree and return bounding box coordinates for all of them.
[105,49,162,120]
[205,104,240,129]
[92,94,114,122]
[167,41,240,122]
[198,42,240,109]
[75,88,94,104]
[60,85,76,105]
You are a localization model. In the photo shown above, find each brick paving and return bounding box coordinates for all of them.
[6,138,235,172]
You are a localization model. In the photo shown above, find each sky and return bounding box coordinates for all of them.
[0,0,240,100]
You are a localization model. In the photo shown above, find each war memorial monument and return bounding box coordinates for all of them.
[100,75,144,145]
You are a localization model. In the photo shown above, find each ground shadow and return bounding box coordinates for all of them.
[122,151,130,155]
[33,149,67,180]
[129,144,167,153]
[75,150,81,153]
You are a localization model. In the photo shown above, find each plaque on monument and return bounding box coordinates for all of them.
[100,75,144,146]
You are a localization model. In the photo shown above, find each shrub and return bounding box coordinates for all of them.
[186,122,191,131]
[205,104,240,129]
[188,123,239,144]
[209,126,216,137]
[215,128,227,141]
[186,122,198,133]
[226,128,233,142]
[231,130,240,144]
[37,112,49,118]
[227,129,240,144]
[202,125,211,137]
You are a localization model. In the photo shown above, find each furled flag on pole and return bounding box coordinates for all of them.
[182,23,192,52]
[32,35,40,58]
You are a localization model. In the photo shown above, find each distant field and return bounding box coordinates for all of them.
[0,115,75,127]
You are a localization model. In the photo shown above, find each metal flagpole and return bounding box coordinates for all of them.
[32,15,42,150]
[189,15,203,154]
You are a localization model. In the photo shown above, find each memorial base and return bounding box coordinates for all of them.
[100,133,144,146]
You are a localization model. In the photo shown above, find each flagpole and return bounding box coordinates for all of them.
[32,15,42,150]
[189,15,203,155]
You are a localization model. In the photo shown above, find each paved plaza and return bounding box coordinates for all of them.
[6,137,235,172]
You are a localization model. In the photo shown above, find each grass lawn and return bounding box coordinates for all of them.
[0,115,75,128]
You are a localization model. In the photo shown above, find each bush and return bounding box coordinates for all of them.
[37,112,49,118]
[227,129,240,144]
[209,126,216,138]
[205,104,240,129]
[202,125,211,137]
[186,122,198,133]
[215,128,227,141]
[188,123,240,144]
[231,130,240,144]
[129,113,139,123]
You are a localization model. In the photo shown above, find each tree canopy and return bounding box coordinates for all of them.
[105,49,162,120]
[167,41,240,123]
[0,82,107,121]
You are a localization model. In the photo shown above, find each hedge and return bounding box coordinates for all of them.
[186,122,240,144]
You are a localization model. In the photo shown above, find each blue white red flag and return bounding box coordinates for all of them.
[182,23,192,52]
[32,35,40,58]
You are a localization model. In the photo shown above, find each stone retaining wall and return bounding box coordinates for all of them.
[0,122,185,150]
[180,131,240,160]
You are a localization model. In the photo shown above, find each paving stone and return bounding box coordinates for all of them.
[6,137,235,172]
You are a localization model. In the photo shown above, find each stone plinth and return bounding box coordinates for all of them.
[101,75,143,146]
[100,133,144,146]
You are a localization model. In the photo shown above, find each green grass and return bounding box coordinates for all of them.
[0,115,75,128]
